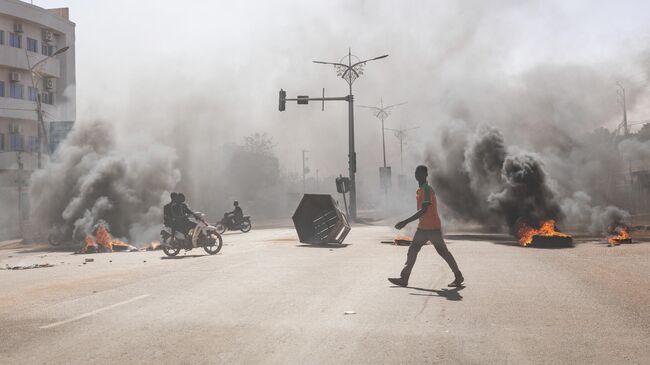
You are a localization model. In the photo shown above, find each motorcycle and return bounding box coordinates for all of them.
[160,212,223,257]
[215,214,252,234]
[47,225,72,246]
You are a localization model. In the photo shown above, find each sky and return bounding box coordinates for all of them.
[28,0,650,180]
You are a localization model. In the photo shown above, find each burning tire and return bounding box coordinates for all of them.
[203,232,223,255]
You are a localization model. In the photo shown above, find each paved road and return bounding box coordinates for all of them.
[1,226,648,364]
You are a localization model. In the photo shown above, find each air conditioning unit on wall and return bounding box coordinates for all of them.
[14,23,24,33]
[42,29,53,42]
[10,72,21,83]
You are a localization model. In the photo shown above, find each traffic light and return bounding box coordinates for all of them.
[279,89,286,111]
[336,176,351,194]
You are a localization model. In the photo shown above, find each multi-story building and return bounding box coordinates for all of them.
[0,0,75,239]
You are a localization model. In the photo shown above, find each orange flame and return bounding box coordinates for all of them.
[517,219,571,247]
[393,234,413,245]
[607,226,630,246]
[79,224,132,253]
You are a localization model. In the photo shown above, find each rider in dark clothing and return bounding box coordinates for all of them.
[163,192,178,228]
[229,201,244,226]
[171,193,198,236]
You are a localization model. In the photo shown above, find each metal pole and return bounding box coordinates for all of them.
[381,114,387,168]
[36,95,44,168]
[302,149,307,193]
[347,50,357,220]
[16,152,24,237]
[400,134,404,174]
[623,87,628,136]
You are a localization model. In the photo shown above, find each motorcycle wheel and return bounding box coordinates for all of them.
[203,231,223,255]
[162,237,180,257]
[215,223,226,235]
[48,232,63,246]
[240,221,252,233]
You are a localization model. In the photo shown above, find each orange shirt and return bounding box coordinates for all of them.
[417,183,441,230]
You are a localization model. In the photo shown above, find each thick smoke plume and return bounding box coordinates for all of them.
[29,121,180,244]
[488,153,562,233]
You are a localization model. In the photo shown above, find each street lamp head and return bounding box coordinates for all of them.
[53,46,70,56]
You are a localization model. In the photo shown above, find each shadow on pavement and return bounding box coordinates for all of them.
[160,254,210,260]
[296,244,350,248]
[406,286,465,301]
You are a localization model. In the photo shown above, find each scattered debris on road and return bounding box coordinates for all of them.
[343,311,356,315]
[85,258,94,263]
[2,263,54,270]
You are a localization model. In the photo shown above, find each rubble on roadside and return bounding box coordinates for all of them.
[2,263,54,270]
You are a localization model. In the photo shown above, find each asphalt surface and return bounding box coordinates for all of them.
[1,226,649,364]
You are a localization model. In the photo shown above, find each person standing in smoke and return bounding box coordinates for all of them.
[389,165,464,288]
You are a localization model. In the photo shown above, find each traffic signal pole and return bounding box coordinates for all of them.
[279,90,356,219]
[279,49,388,222]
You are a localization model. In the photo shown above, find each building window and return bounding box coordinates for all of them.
[10,83,23,99]
[27,37,38,52]
[28,136,38,153]
[0,133,4,152]
[0,81,4,97]
[41,44,53,56]
[28,86,38,101]
[0,30,4,45]
[9,32,21,48]
[9,133,24,151]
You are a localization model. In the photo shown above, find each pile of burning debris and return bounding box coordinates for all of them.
[607,224,631,246]
[77,222,160,254]
[517,220,573,247]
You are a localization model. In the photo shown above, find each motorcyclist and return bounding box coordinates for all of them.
[171,193,198,238]
[163,192,178,229]
[227,201,244,226]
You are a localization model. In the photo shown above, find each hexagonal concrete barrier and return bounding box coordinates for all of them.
[292,194,351,244]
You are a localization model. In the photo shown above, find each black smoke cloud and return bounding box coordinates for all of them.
[29,121,180,244]
[488,153,562,233]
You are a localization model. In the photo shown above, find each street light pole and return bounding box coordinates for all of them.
[25,46,70,169]
[357,98,407,167]
[313,49,388,220]
[385,126,420,174]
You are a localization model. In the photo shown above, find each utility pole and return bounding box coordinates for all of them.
[280,49,388,221]
[357,98,407,167]
[617,81,628,136]
[315,169,319,191]
[302,149,309,192]
[15,152,25,237]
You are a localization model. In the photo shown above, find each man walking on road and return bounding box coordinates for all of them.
[388,165,464,288]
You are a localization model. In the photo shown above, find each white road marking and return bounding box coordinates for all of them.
[40,294,150,329]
